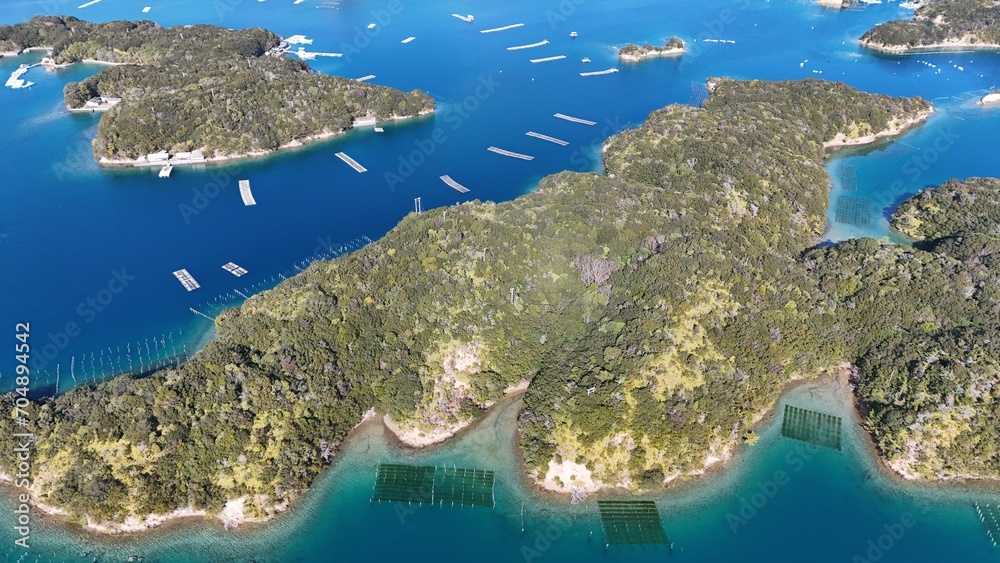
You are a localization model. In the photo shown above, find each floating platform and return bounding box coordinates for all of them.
[834,195,873,227]
[440,175,470,193]
[401,37,416,44]
[597,501,668,546]
[554,113,596,126]
[526,131,569,146]
[480,23,524,34]
[222,262,248,277]
[336,152,367,173]
[530,55,566,63]
[372,464,436,505]
[355,75,376,82]
[158,164,173,178]
[374,127,384,133]
[142,6,150,12]
[487,146,534,161]
[371,464,495,508]
[507,40,549,51]
[780,404,842,450]
[580,67,618,77]
[433,466,495,508]
[367,23,376,29]
[239,180,257,206]
[451,13,474,23]
[172,269,200,291]
[78,0,101,8]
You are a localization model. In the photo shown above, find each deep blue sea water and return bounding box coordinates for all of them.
[1,0,1000,560]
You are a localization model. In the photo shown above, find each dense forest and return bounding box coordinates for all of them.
[1,78,997,527]
[861,0,1000,51]
[0,17,434,160]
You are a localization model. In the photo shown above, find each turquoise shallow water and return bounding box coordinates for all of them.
[2,0,1000,560]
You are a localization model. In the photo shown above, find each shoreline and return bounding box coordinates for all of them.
[859,38,1000,55]
[822,106,934,150]
[618,47,686,63]
[94,109,434,169]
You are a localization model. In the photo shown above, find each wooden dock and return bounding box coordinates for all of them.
[336,152,367,173]
[481,23,524,34]
[526,131,569,146]
[172,269,200,291]
[440,175,471,193]
[222,262,248,277]
[530,55,566,63]
[488,147,534,161]
[580,67,619,77]
[238,180,257,206]
[554,113,596,126]
[507,40,549,51]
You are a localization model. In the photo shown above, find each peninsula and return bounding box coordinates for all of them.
[4,79,999,534]
[0,17,434,165]
[618,38,686,62]
[860,0,1000,53]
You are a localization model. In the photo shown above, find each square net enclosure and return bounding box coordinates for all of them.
[834,195,873,227]
[371,464,436,504]
[433,466,496,508]
[597,500,668,546]
[780,405,842,450]
[371,464,496,508]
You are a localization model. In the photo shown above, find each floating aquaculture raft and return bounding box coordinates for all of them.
[780,405,842,450]
[371,464,495,508]
[597,500,668,546]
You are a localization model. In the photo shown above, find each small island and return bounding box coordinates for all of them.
[618,38,685,62]
[0,16,435,166]
[860,0,1000,53]
[979,91,1000,105]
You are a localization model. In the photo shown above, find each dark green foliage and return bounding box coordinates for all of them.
[0,16,433,160]
[1,78,996,524]
[861,0,1000,50]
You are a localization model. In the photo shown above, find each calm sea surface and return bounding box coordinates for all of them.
[0,0,999,560]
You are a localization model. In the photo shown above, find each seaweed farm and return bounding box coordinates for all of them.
[780,405,842,450]
[597,501,668,546]
[834,195,874,227]
[370,464,495,508]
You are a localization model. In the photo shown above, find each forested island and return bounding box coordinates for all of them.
[860,0,1000,53]
[3,78,999,533]
[0,17,434,164]
[618,38,685,62]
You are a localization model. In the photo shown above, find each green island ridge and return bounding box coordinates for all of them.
[0,16,434,164]
[860,0,1000,53]
[618,38,686,62]
[2,78,998,534]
